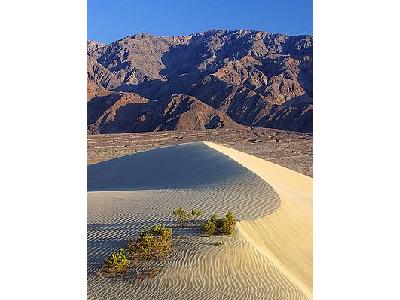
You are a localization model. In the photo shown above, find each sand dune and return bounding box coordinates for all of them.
[204,142,313,298]
[88,143,249,191]
[87,142,312,299]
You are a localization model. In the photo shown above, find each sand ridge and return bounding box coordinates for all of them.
[204,142,313,298]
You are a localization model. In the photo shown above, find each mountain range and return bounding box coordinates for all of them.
[87,29,313,134]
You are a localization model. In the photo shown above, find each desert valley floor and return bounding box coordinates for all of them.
[88,128,313,177]
[87,131,312,300]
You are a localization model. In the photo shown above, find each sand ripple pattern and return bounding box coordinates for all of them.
[87,142,306,299]
[88,235,307,300]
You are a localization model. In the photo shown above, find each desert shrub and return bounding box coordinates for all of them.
[216,218,224,230]
[102,224,173,278]
[222,211,236,235]
[201,219,217,236]
[172,207,191,225]
[134,233,155,256]
[201,211,236,236]
[149,224,164,235]
[173,207,204,225]
[104,248,129,273]
[128,224,173,260]
[210,213,218,224]
[150,224,172,240]
[190,209,204,222]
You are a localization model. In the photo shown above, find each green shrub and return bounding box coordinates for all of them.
[173,207,204,225]
[216,218,224,230]
[149,224,164,235]
[128,224,173,259]
[104,248,129,273]
[134,233,154,256]
[103,224,173,277]
[210,213,218,224]
[150,224,172,240]
[190,209,204,221]
[201,219,216,236]
[225,211,235,222]
[201,211,236,236]
[172,207,191,225]
[222,211,236,235]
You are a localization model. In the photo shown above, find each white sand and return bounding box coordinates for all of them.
[87,142,312,300]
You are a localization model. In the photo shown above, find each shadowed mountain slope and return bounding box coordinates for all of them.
[88,30,312,133]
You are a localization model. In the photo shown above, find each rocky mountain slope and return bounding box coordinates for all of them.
[87,30,313,134]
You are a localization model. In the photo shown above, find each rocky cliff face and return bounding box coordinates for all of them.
[87,30,312,134]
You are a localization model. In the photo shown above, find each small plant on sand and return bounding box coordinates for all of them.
[222,211,236,235]
[104,248,129,274]
[102,224,173,277]
[149,224,173,239]
[190,208,204,223]
[172,207,191,225]
[172,207,203,226]
[201,211,236,236]
[210,213,218,224]
[201,219,217,236]
[128,224,173,260]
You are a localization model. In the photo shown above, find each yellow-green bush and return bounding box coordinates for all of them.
[222,211,235,235]
[201,219,217,236]
[172,207,204,225]
[128,224,173,259]
[201,211,236,236]
[104,248,129,273]
[172,207,191,225]
[102,224,173,276]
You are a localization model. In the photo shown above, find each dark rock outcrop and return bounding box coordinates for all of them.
[87,30,313,133]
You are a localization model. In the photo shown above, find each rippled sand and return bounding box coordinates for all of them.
[87,142,312,299]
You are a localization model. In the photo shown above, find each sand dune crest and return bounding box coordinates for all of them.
[204,142,313,298]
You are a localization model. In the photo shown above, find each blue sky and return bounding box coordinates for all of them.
[88,0,312,44]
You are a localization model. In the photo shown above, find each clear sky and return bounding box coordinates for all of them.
[88,0,313,44]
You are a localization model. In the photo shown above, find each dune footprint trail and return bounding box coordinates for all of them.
[87,142,312,300]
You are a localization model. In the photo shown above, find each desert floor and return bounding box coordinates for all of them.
[87,128,313,177]
[87,142,312,300]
